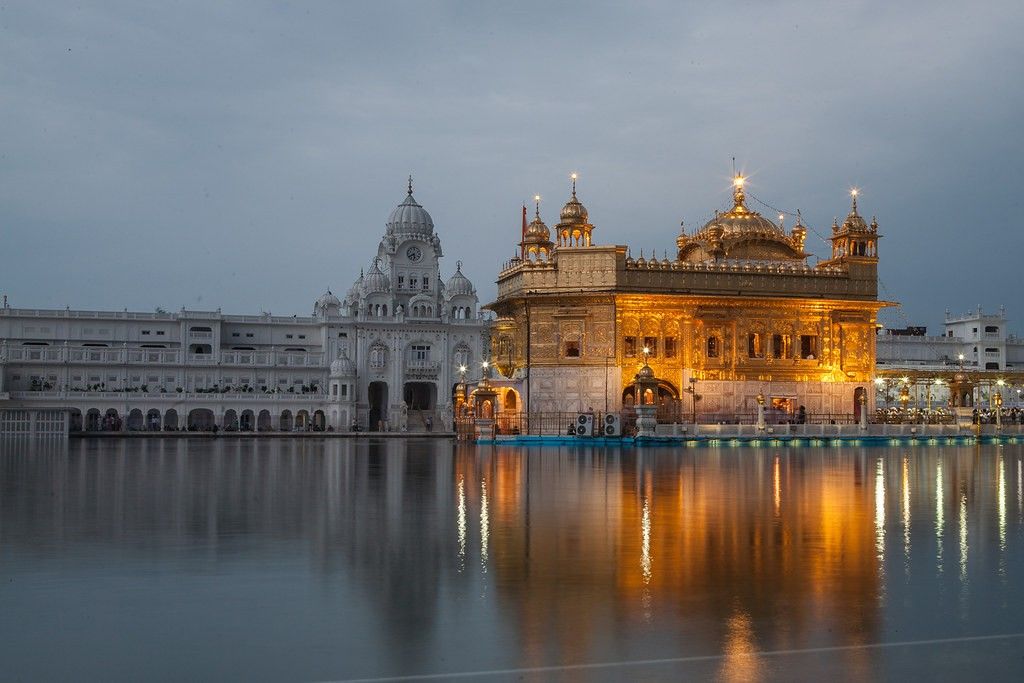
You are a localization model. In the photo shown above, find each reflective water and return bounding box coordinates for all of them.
[2,438,1024,681]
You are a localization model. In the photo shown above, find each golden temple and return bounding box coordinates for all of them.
[485,172,892,421]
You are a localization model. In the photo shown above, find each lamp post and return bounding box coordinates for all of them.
[688,376,698,424]
[995,379,1005,430]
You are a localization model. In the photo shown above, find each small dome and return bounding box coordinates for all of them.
[386,177,434,236]
[446,261,475,297]
[362,260,390,294]
[344,272,364,304]
[842,193,869,231]
[560,191,588,224]
[524,205,550,242]
[636,364,655,380]
[315,289,341,309]
[330,352,356,377]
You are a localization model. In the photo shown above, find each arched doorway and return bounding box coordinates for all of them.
[280,410,293,432]
[164,409,179,431]
[188,409,214,431]
[104,408,121,431]
[127,409,144,431]
[68,409,83,432]
[223,409,239,431]
[313,410,326,431]
[296,410,310,430]
[85,409,101,431]
[257,410,271,431]
[146,409,162,431]
[240,409,255,431]
[368,382,388,431]
[403,382,436,411]
[853,387,866,421]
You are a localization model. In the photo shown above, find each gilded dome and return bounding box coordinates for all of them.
[524,206,550,242]
[386,177,434,236]
[678,176,805,263]
[560,190,588,224]
[841,192,869,231]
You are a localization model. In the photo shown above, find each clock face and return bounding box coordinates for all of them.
[406,246,422,262]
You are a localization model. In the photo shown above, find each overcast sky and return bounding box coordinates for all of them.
[3,1,1022,332]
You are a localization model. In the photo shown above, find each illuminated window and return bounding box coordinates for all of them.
[664,337,677,358]
[624,336,637,357]
[800,335,818,360]
[747,333,764,359]
[772,334,791,359]
[642,337,657,357]
[706,336,720,358]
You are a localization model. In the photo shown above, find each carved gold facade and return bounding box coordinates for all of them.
[486,174,892,419]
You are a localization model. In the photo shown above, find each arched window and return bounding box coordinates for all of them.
[707,336,720,358]
[369,344,388,370]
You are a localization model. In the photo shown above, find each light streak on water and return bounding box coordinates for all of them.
[936,461,944,574]
[480,479,489,571]
[457,475,466,571]
[641,497,652,586]
[959,491,968,584]
[875,458,885,567]
[773,456,781,517]
[902,456,911,564]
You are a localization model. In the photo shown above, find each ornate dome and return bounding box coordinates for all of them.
[446,261,475,297]
[524,206,550,242]
[386,177,434,236]
[362,259,390,295]
[678,175,805,263]
[344,272,364,304]
[330,351,356,378]
[315,289,341,309]
[559,181,589,225]
[840,192,869,231]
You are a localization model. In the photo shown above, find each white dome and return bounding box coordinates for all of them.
[445,261,475,298]
[315,289,341,308]
[344,273,363,304]
[386,181,434,236]
[362,260,390,294]
[330,352,356,377]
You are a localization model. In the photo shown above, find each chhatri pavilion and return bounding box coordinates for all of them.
[485,172,892,422]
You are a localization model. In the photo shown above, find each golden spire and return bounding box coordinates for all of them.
[570,172,578,197]
[732,174,746,208]
[850,188,859,214]
[534,194,541,219]
[407,175,414,196]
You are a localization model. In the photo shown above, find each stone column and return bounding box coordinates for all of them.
[635,404,657,437]
[756,392,766,431]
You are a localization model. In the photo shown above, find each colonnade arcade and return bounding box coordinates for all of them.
[67,404,331,432]
[874,369,1024,417]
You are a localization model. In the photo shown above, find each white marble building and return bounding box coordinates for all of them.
[0,181,489,433]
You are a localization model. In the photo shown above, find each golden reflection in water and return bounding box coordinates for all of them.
[457,475,467,571]
[773,456,781,517]
[719,609,762,683]
[959,491,968,583]
[998,455,1007,558]
[641,496,652,586]
[936,461,944,574]
[902,456,911,567]
[875,458,886,569]
[480,478,489,571]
